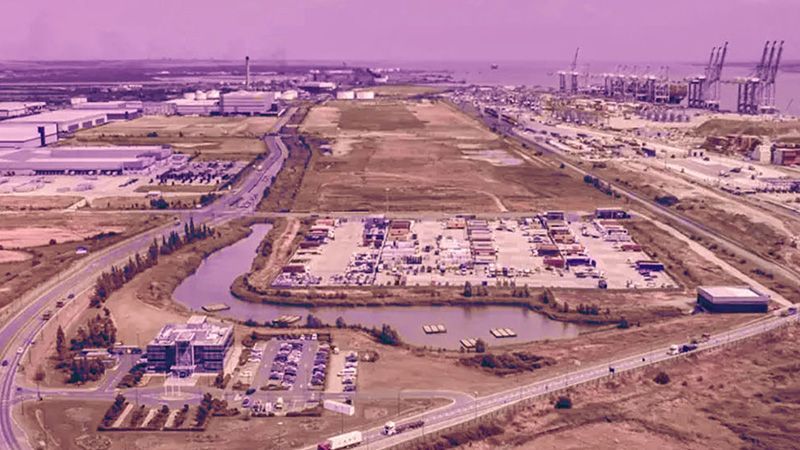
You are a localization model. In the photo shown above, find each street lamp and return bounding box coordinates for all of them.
[473,391,479,421]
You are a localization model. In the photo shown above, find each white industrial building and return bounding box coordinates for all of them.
[356,91,375,100]
[336,90,355,100]
[165,99,220,116]
[0,145,172,175]
[0,102,46,119]
[220,90,275,115]
[279,90,299,101]
[0,123,58,148]
[696,286,769,313]
[6,110,107,134]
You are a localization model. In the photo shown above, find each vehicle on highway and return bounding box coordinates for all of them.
[318,431,363,450]
[782,306,798,317]
[16,347,23,354]
[680,343,698,353]
[383,419,425,436]
[55,299,65,308]
[67,293,75,299]
[668,344,680,355]
[41,310,52,321]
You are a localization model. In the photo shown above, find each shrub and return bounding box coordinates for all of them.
[654,371,671,385]
[555,396,572,409]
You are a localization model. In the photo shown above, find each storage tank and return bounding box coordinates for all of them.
[195,90,207,100]
[183,92,196,100]
[207,89,221,99]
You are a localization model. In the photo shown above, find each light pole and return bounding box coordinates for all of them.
[473,391,479,421]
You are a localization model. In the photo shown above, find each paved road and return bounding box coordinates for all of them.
[337,312,798,450]
[0,111,294,450]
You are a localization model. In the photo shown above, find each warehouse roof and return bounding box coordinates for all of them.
[698,286,767,300]
[6,109,106,124]
[0,123,57,141]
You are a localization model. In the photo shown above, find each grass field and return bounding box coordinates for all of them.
[63,116,277,161]
[296,99,612,212]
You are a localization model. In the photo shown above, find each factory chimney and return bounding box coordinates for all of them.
[245,56,251,89]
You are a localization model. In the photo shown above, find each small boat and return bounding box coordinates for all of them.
[490,64,499,70]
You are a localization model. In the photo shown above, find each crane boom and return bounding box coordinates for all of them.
[571,47,580,72]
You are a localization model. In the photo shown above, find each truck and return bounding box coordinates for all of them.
[317,431,363,450]
[667,344,680,355]
[680,343,698,353]
[383,420,425,436]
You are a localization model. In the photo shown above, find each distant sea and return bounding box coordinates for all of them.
[387,60,800,116]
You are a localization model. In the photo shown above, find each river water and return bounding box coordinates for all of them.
[173,224,582,349]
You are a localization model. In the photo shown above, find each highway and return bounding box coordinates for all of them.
[337,311,798,450]
[0,110,293,450]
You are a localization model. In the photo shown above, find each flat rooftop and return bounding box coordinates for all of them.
[149,316,232,347]
[0,123,57,141]
[6,109,106,124]
[699,286,767,299]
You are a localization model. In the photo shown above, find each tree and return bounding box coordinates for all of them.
[474,338,487,354]
[463,281,473,298]
[56,325,66,360]
[617,318,630,329]
[305,314,324,329]
[653,371,671,385]
[335,317,346,329]
[34,366,46,382]
[554,396,572,409]
[376,324,402,346]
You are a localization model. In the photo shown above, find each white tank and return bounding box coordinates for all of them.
[207,89,221,99]
[195,90,208,100]
[183,92,196,100]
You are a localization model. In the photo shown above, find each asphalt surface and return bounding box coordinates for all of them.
[0,110,293,450]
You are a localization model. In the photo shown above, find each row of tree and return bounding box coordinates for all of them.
[90,219,214,307]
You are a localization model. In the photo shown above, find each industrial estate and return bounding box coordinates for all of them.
[0,17,799,450]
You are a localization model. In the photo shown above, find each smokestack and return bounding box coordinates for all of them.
[245,56,251,89]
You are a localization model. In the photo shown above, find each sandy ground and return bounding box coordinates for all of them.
[458,322,800,450]
[296,99,613,212]
[0,195,83,211]
[16,397,442,450]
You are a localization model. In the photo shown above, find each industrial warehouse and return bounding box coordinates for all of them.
[0,145,172,175]
[696,286,770,313]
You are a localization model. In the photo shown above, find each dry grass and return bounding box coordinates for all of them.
[62,115,275,162]
[0,195,83,211]
[295,99,611,212]
[462,324,800,450]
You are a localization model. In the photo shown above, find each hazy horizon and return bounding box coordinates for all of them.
[2,0,797,64]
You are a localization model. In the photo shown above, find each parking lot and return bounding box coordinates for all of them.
[275,216,675,290]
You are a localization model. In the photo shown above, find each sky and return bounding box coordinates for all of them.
[0,0,797,63]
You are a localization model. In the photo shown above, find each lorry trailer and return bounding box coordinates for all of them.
[318,431,363,450]
[383,419,425,436]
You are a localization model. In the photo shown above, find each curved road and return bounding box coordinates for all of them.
[0,111,293,450]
